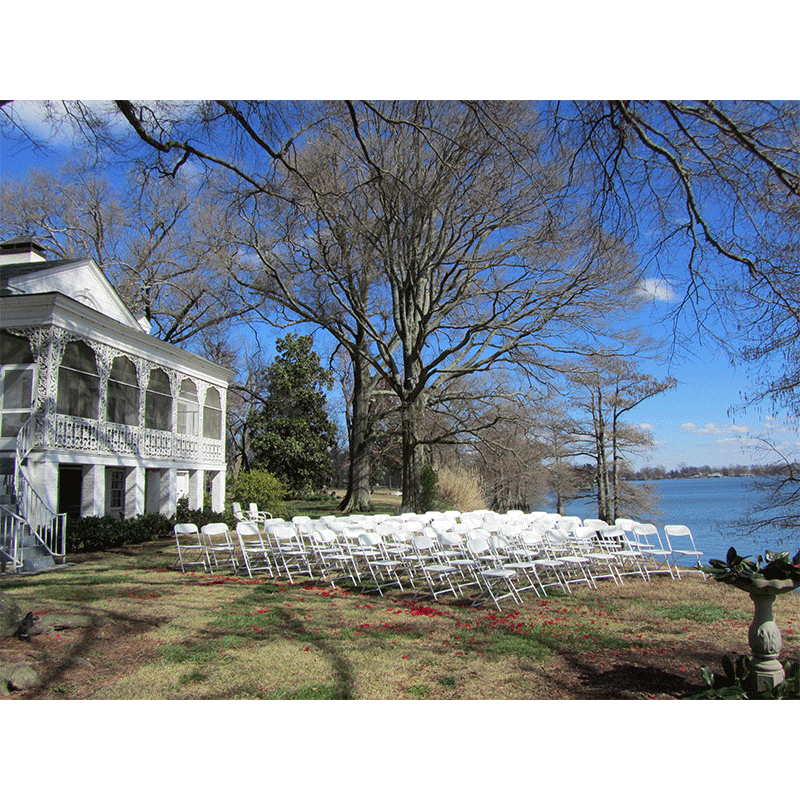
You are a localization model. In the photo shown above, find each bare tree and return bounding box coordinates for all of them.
[567,356,676,522]
[248,101,645,511]
[0,101,676,512]
[0,155,258,347]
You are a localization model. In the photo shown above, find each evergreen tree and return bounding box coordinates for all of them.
[248,334,337,494]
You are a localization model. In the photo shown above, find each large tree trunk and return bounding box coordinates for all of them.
[339,350,374,513]
[400,392,426,512]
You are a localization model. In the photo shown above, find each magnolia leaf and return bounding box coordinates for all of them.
[765,550,790,564]
[726,547,739,565]
[722,655,735,682]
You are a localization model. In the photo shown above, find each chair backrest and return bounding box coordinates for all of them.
[411,535,435,552]
[174,523,199,536]
[465,537,491,556]
[664,524,692,538]
[312,529,337,545]
[376,522,400,537]
[437,531,461,548]
[202,522,229,536]
[489,535,512,554]
[232,502,242,514]
[358,532,381,547]
[664,525,699,549]
[429,518,454,535]
[631,523,663,548]
[400,520,425,535]
[615,518,637,532]
[249,503,259,515]
[236,521,261,537]
[572,526,597,542]
[271,524,298,540]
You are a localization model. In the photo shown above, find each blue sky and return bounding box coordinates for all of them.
[2,101,797,473]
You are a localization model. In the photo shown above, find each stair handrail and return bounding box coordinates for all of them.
[14,412,67,560]
[0,503,25,571]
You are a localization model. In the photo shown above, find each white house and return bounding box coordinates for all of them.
[0,236,234,572]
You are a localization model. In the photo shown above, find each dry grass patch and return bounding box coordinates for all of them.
[2,540,798,700]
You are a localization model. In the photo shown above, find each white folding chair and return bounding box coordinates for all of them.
[595,526,650,583]
[435,530,482,595]
[248,503,272,525]
[664,525,706,579]
[307,527,359,588]
[465,537,522,611]
[406,536,459,602]
[631,523,674,579]
[356,533,406,596]
[268,523,314,583]
[201,522,239,574]
[173,523,208,573]
[236,521,275,579]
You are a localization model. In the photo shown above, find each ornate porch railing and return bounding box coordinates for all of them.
[51,414,225,462]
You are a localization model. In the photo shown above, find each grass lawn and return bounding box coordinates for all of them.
[2,532,798,701]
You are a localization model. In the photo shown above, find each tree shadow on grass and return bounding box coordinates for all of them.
[557,651,701,699]
[267,607,356,699]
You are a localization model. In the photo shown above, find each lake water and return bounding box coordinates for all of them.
[540,476,799,566]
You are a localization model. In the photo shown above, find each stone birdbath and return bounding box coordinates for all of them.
[701,547,800,693]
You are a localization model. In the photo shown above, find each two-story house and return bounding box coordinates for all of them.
[0,236,234,572]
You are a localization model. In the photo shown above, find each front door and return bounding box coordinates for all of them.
[58,466,83,519]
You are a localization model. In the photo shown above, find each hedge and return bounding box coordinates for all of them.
[66,503,227,554]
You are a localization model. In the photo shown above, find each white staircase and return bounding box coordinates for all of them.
[0,415,66,574]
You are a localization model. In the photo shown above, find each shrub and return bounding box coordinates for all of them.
[233,469,288,518]
[436,465,485,512]
[67,506,227,554]
[68,513,170,553]
[174,498,227,529]
[67,516,126,553]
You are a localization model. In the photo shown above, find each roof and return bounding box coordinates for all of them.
[0,235,48,252]
[1,258,85,280]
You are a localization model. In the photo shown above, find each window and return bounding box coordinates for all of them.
[145,368,172,431]
[203,386,222,439]
[107,356,140,427]
[57,340,99,419]
[107,467,126,519]
[0,331,35,438]
[177,379,199,436]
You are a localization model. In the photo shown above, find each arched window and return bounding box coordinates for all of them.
[107,356,140,427]
[57,340,99,419]
[0,331,35,437]
[145,368,172,431]
[177,379,199,436]
[203,386,222,439]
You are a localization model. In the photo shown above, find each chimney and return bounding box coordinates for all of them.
[0,236,48,265]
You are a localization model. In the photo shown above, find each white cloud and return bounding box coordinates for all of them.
[681,422,752,437]
[637,277,678,303]
[2,100,201,150]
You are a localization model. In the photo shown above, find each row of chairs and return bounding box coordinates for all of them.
[172,509,705,611]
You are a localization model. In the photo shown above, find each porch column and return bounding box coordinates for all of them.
[209,470,225,513]
[129,465,145,517]
[163,469,177,516]
[188,469,203,511]
[82,464,104,517]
